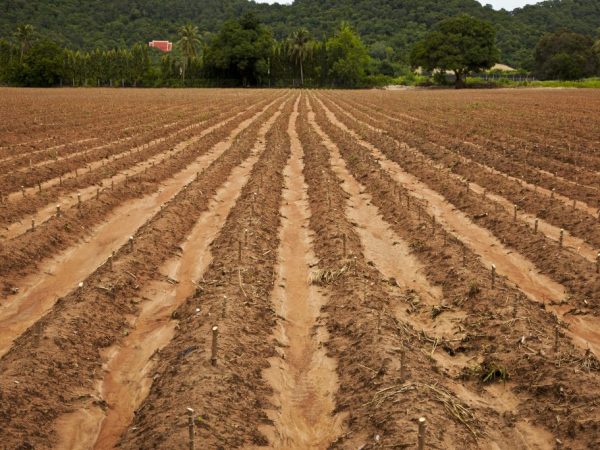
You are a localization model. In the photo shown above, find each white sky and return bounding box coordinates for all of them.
[254,0,541,11]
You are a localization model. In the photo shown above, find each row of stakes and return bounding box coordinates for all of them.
[13,140,163,202]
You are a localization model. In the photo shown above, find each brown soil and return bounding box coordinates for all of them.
[1,88,600,450]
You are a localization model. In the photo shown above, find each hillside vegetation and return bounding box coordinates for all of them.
[1,0,599,68]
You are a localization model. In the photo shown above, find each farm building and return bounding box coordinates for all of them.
[148,40,172,52]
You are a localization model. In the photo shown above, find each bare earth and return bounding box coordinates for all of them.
[0,87,599,449]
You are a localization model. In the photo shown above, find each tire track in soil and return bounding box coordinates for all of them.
[261,95,344,449]
[322,95,600,264]
[0,96,286,358]
[118,97,294,450]
[306,98,556,450]
[313,94,600,360]
[344,95,600,215]
[0,96,291,450]
[1,97,263,240]
[55,101,288,450]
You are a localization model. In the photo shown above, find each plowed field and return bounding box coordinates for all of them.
[1,87,599,450]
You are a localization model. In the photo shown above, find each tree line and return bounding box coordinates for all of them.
[0,15,373,88]
[1,14,599,88]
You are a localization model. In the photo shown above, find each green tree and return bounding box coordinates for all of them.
[17,39,63,86]
[130,43,150,86]
[534,29,597,80]
[177,24,201,84]
[410,14,499,88]
[204,13,274,86]
[14,24,35,62]
[326,22,371,87]
[287,28,313,86]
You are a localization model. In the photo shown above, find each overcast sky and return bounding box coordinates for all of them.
[254,0,541,11]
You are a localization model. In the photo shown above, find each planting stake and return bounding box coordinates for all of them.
[21,185,25,198]
[211,326,218,366]
[128,236,134,251]
[491,264,496,289]
[77,193,81,208]
[187,407,195,450]
[56,204,61,217]
[400,350,406,381]
[555,326,560,354]
[559,229,564,248]
[96,188,100,199]
[342,233,347,258]
[513,204,517,222]
[31,219,35,231]
[238,239,242,262]
[534,219,538,234]
[417,417,426,450]
[462,245,466,267]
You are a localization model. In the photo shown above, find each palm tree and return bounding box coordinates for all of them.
[14,24,34,62]
[288,28,312,86]
[177,24,201,84]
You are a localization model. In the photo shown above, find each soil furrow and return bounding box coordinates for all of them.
[321,95,600,262]
[261,95,344,449]
[0,95,258,219]
[0,95,268,238]
[314,95,600,317]
[57,100,287,450]
[346,94,600,204]
[0,95,291,450]
[118,95,295,450]
[0,95,287,359]
[308,94,600,449]
[0,94,286,284]
[305,96,559,449]
[328,93,600,219]
[300,96,514,449]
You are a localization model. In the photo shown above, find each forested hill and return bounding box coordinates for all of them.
[1,0,599,68]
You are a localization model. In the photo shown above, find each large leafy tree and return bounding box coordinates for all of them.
[326,22,370,87]
[287,28,312,86]
[177,24,201,84]
[17,39,63,86]
[410,14,499,88]
[534,29,597,80]
[204,13,274,86]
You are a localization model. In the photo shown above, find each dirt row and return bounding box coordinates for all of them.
[306,95,600,449]
[321,95,600,255]
[117,96,295,449]
[0,101,204,170]
[313,95,600,314]
[337,93,600,203]
[0,94,271,229]
[0,95,287,291]
[0,89,250,152]
[0,95,259,197]
[0,94,292,450]
[355,90,600,171]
